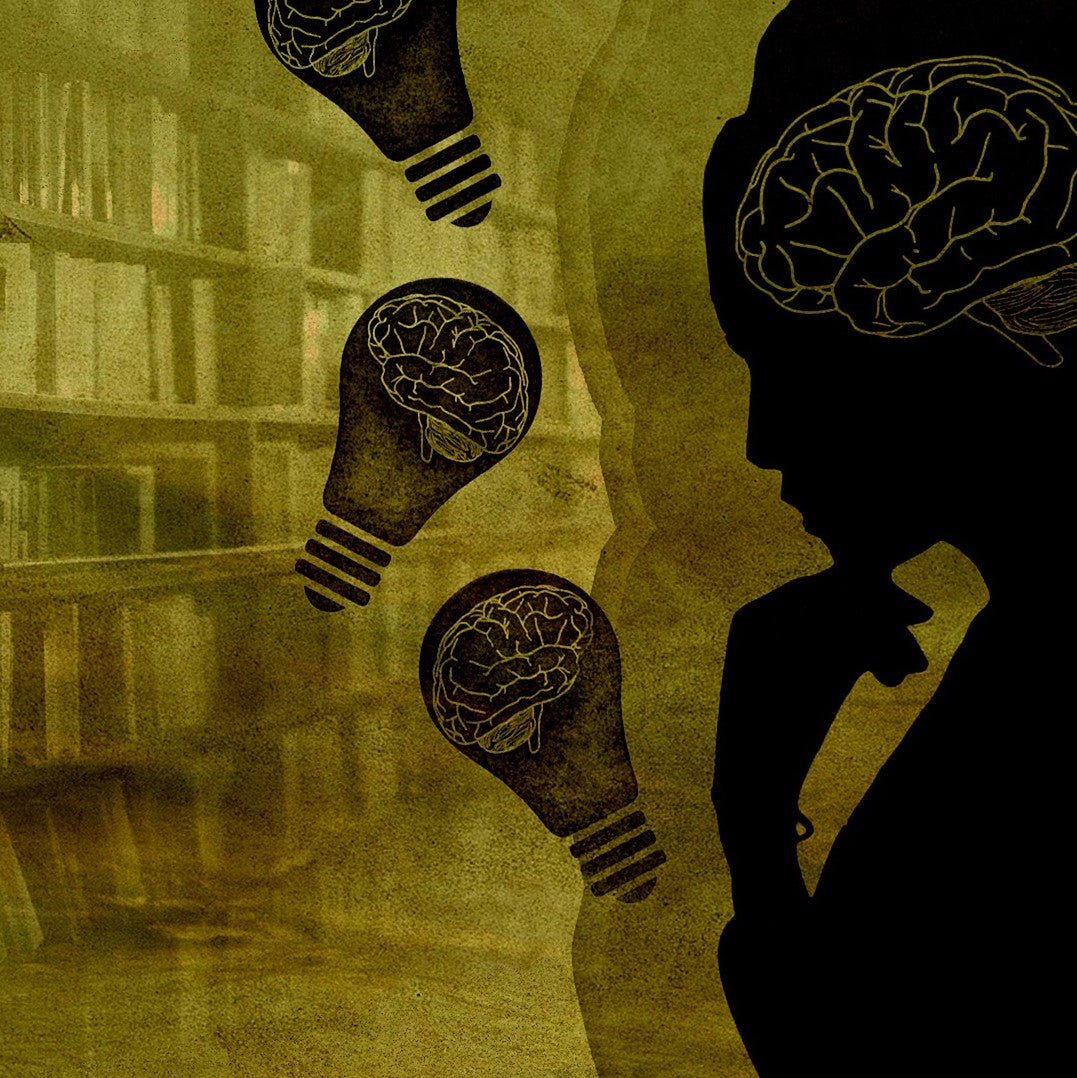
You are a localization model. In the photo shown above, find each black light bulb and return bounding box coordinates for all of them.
[252,0,501,225]
[295,279,541,610]
[419,570,668,903]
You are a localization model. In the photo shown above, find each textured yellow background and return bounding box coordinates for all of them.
[0,2,991,1075]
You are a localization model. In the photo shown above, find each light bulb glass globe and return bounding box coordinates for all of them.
[419,569,668,903]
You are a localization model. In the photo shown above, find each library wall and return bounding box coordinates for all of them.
[0,0,612,983]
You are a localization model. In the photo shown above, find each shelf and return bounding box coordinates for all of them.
[0,392,594,448]
[0,393,337,432]
[1,200,562,323]
[0,198,248,272]
[0,755,193,801]
[305,265,369,293]
[0,544,304,604]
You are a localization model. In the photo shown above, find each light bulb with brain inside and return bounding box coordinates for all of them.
[419,571,668,903]
[736,56,1077,366]
[295,279,541,613]
[253,1,501,226]
[432,584,595,755]
[368,292,531,466]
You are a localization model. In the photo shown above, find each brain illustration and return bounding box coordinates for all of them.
[736,56,1077,365]
[368,293,531,464]
[267,0,413,78]
[432,585,595,755]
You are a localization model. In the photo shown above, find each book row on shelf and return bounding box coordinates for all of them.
[0,597,214,770]
[0,378,602,570]
[0,57,562,312]
[0,521,604,771]
[0,58,557,279]
[0,239,356,411]
[0,442,220,564]
[0,436,335,565]
[0,586,390,773]
[0,67,202,242]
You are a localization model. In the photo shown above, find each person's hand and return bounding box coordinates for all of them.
[713,565,932,913]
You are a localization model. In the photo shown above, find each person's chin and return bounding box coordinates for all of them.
[785,500,923,568]
[820,523,937,574]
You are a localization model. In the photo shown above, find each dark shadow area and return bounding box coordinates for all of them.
[706,1,1076,1073]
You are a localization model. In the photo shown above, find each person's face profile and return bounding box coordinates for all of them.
[733,329,968,571]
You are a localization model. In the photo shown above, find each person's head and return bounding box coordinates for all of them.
[704,0,1076,572]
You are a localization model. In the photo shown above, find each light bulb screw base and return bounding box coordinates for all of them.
[568,804,668,904]
[295,519,393,612]
[403,131,502,227]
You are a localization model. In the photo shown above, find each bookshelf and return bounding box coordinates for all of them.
[0,0,608,956]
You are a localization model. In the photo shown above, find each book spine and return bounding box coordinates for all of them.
[0,243,38,393]
[245,154,310,262]
[0,808,46,956]
[14,74,31,205]
[0,467,19,562]
[133,466,155,555]
[149,275,177,403]
[43,604,80,761]
[286,159,312,264]
[53,253,98,399]
[89,86,113,222]
[118,603,142,740]
[53,78,72,214]
[123,95,152,233]
[0,71,14,201]
[68,80,94,219]
[93,261,151,401]
[0,612,11,770]
[150,98,179,238]
[300,291,328,412]
[186,130,202,242]
[98,777,146,906]
[28,72,51,211]
[190,277,218,405]
[16,471,40,560]
[93,464,155,556]
[107,92,130,227]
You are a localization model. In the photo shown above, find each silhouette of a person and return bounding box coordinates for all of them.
[705,1,1075,1073]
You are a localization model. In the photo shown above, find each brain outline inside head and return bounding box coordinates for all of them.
[431,585,595,755]
[366,292,532,464]
[266,0,414,78]
[735,55,1077,366]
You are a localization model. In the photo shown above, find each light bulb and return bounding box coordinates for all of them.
[296,278,541,611]
[418,570,668,903]
[253,0,501,226]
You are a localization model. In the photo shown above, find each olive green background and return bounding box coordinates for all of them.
[0,1,989,1074]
